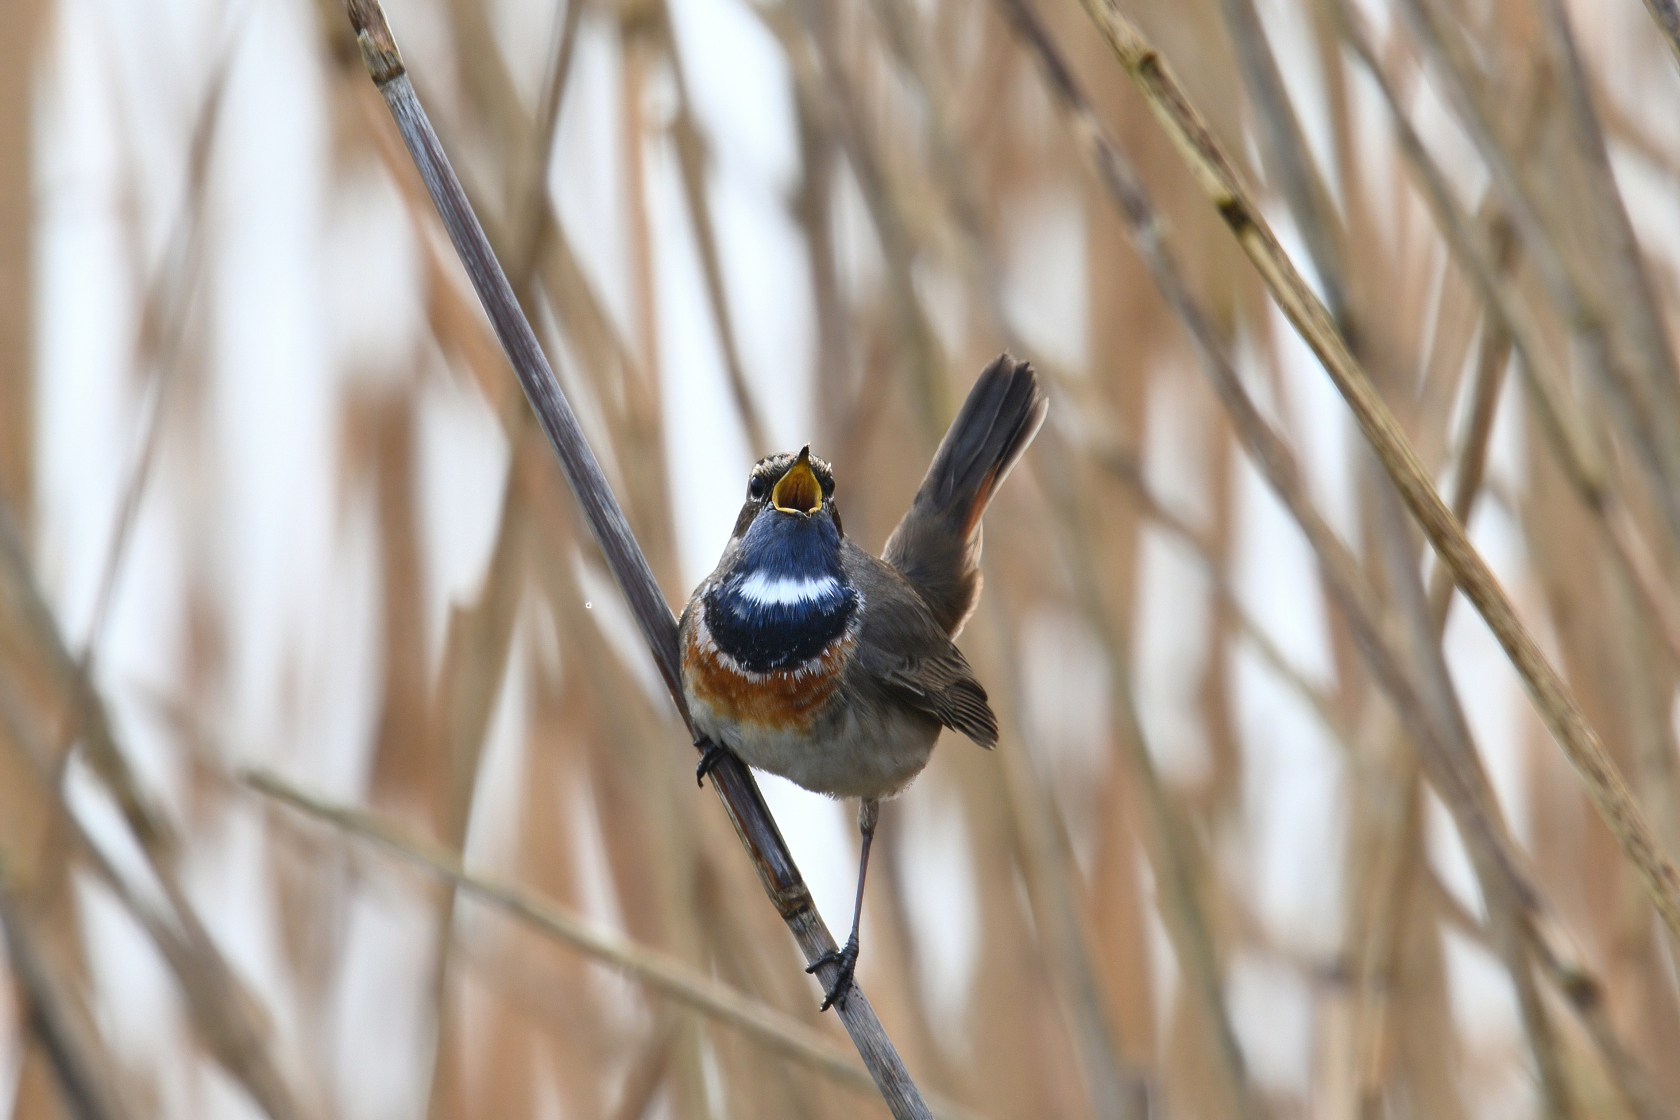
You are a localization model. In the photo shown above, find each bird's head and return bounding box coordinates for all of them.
[729,445,844,544]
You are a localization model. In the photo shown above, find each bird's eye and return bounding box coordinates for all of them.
[749,477,767,501]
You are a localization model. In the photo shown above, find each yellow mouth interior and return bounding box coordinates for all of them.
[772,448,822,514]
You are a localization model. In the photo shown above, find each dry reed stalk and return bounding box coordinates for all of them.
[1328,1,1680,670]
[608,5,694,597]
[1336,283,1512,1113]
[329,6,642,1111]
[16,0,1680,1112]
[439,6,751,1106]
[1214,0,1346,324]
[20,707,314,1120]
[847,15,1188,1105]
[1192,403,1244,823]
[654,0,772,455]
[997,4,1676,1112]
[78,49,229,676]
[968,583,1152,1120]
[789,50,852,429]
[1038,425,1261,1120]
[1070,0,1680,945]
[0,0,43,532]
[842,11,1180,1097]
[418,460,531,1120]
[0,522,171,866]
[1333,1,1680,948]
[1,671,292,1120]
[521,474,722,1120]
[603,1013,678,1120]
[1368,480,1579,1119]
[1211,4,1582,1101]
[0,875,134,1120]
[503,0,583,295]
[788,0,956,439]
[777,18,985,1100]
[1536,0,1680,446]
[403,0,684,591]
[1089,436,1349,749]
[341,4,934,1115]
[1397,0,1680,548]
[783,19,1131,1113]
[406,7,581,1112]
[0,511,317,1120]
[1517,453,1680,1118]
[247,769,985,1120]
[0,672,128,1120]
[1238,5,1671,1106]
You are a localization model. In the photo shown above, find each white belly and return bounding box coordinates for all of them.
[687,687,941,800]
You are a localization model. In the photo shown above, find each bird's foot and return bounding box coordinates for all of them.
[695,740,730,788]
[805,935,859,1012]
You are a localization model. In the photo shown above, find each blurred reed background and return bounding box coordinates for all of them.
[3,0,1680,1116]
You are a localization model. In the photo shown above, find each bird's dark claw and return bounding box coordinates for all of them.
[805,935,859,1012]
[695,740,730,788]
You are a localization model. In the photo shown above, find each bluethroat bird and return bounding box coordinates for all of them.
[679,353,1048,1011]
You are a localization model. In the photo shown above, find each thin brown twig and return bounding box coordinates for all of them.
[1344,281,1510,1117]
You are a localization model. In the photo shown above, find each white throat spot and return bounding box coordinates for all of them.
[734,571,840,607]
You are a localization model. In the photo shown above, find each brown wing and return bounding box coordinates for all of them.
[847,542,999,748]
[875,648,998,748]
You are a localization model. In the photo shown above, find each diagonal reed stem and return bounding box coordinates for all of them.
[340,3,932,1115]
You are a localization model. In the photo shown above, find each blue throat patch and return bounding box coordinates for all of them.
[705,511,857,673]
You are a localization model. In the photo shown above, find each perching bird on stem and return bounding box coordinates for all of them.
[679,353,1048,1010]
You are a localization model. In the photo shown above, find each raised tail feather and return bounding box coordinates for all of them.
[884,353,1048,636]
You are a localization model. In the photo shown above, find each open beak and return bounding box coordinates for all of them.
[771,446,823,515]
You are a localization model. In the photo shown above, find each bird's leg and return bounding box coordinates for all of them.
[694,738,731,788]
[806,797,878,1012]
